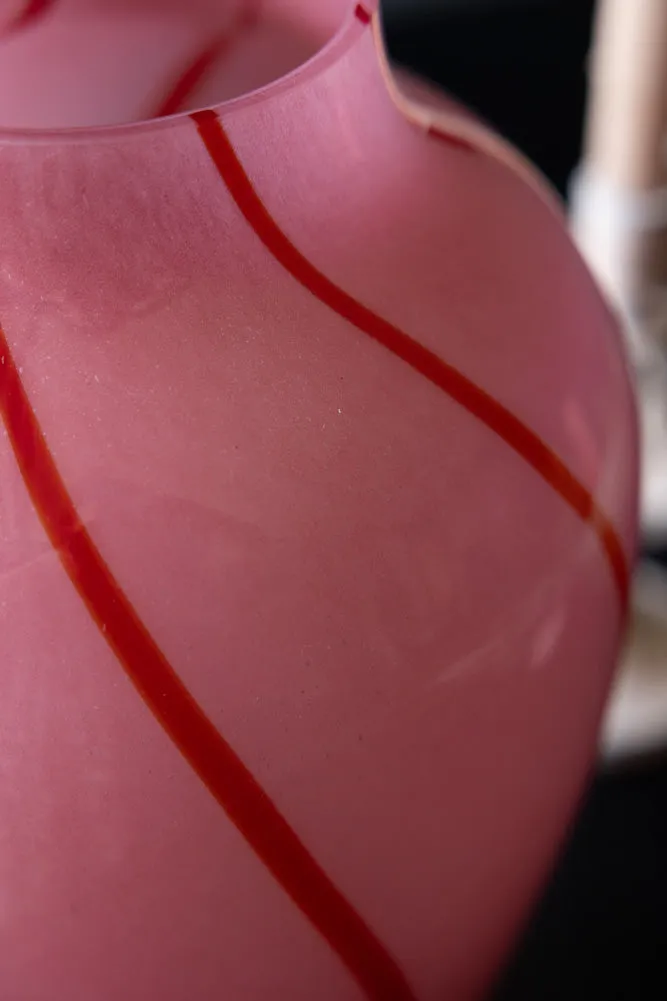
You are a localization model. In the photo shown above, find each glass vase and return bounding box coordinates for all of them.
[0,2,637,999]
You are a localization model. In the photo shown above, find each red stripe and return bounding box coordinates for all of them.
[0,325,416,1001]
[427,123,476,153]
[191,108,630,609]
[154,5,260,119]
[3,0,56,34]
[355,4,372,25]
[156,37,230,119]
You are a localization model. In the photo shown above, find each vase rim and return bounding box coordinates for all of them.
[0,0,379,145]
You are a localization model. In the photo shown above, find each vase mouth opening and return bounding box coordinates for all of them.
[0,0,378,141]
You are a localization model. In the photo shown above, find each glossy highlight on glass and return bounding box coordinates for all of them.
[0,1,637,999]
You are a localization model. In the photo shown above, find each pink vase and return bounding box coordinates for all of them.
[0,2,638,999]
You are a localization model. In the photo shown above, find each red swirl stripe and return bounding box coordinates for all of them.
[155,3,261,119]
[2,0,56,35]
[190,107,630,609]
[156,36,231,119]
[0,321,417,1001]
[427,124,477,153]
[355,4,372,25]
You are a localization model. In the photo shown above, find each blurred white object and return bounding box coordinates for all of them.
[571,170,667,545]
[601,562,667,761]
[573,0,667,762]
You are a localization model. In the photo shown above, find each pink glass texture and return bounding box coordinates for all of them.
[0,2,637,1000]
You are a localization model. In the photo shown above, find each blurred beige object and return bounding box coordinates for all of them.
[601,563,667,761]
[573,0,667,759]
[570,173,667,544]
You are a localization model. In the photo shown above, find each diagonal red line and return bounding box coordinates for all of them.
[154,4,261,119]
[2,0,56,35]
[354,3,372,25]
[0,322,416,1001]
[155,36,231,119]
[190,108,630,610]
[427,124,477,153]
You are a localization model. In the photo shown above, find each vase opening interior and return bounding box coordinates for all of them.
[0,0,359,130]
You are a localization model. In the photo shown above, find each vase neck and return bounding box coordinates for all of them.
[0,0,379,130]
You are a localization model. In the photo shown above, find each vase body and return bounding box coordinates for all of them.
[0,2,637,1000]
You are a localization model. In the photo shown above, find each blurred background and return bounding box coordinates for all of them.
[380,1,667,998]
[384,0,593,198]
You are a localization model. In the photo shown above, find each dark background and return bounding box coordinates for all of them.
[380,1,667,998]
[384,0,594,196]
